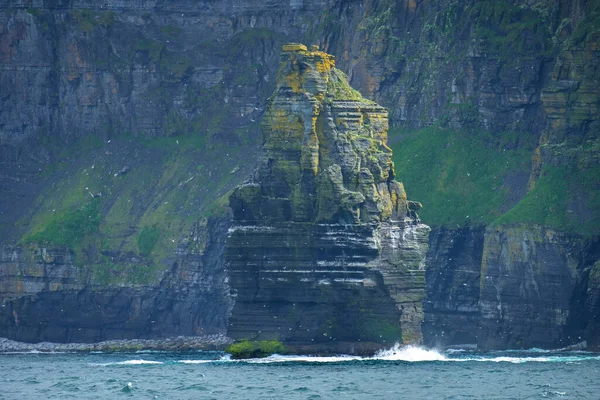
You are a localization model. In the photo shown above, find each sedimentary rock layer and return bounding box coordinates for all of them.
[225,44,429,353]
[423,225,600,350]
[0,219,232,343]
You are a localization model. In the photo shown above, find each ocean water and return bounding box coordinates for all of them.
[1,345,599,399]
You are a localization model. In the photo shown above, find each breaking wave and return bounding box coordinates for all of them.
[90,359,164,366]
[218,344,600,364]
[80,344,600,366]
[374,344,448,361]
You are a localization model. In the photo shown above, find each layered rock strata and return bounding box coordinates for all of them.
[478,226,598,350]
[0,218,232,343]
[422,226,485,347]
[225,44,429,353]
[423,226,600,350]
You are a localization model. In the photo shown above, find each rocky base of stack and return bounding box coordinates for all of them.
[226,220,430,354]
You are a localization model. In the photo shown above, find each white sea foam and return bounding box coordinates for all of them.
[372,344,600,364]
[91,345,600,366]
[474,356,552,363]
[374,344,448,361]
[90,359,164,366]
[2,350,72,355]
[178,354,231,364]
[230,345,600,364]
[116,359,163,365]
[246,354,362,363]
[178,359,219,364]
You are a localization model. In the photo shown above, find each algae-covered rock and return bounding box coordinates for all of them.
[226,45,430,354]
[226,340,286,359]
[230,43,408,225]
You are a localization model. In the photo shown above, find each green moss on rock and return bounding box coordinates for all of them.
[226,340,286,359]
[494,164,600,236]
[137,226,161,257]
[232,44,409,225]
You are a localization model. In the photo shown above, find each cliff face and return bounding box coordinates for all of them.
[225,44,429,352]
[0,0,599,350]
[423,226,600,350]
[0,218,233,343]
[478,226,592,349]
[422,226,485,347]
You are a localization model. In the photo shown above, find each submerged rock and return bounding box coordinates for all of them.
[225,44,430,354]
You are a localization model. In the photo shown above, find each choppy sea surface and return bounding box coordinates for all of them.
[1,345,599,399]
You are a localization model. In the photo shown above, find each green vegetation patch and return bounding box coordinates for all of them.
[22,198,101,247]
[160,25,182,40]
[71,9,115,33]
[494,165,600,236]
[468,0,552,59]
[226,340,287,359]
[137,226,161,257]
[18,131,248,287]
[91,256,161,286]
[227,28,277,59]
[569,2,600,47]
[327,69,371,102]
[391,126,531,227]
[392,126,599,236]
[359,318,403,343]
[589,261,600,289]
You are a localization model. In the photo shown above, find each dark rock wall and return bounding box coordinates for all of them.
[586,259,600,350]
[478,226,582,350]
[226,223,405,354]
[423,225,600,350]
[0,218,233,343]
[423,226,485,347]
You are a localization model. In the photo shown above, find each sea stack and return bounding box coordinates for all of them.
[224,44,430,354]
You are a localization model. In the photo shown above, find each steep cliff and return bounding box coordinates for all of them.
[422,226,485,347]
[0,218,233,343]
[225,44,429,353]
[0,0,599,349]
[477,226,596,349]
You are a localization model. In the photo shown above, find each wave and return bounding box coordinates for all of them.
[374,344,448,361]
[178,359,220,364]
[1,350,72,355]
[81,344,600,366]
[373,345,600,364]
[245,354,363,363]
[90,359,164,366]
[217,345,600,364]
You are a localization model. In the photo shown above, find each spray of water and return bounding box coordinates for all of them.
[373,343,448,361]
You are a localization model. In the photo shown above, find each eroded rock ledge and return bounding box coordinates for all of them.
[225,44,430,354]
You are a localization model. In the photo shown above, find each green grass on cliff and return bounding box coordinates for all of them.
[391,127,600,236]
[137,226,161,257]
[18,133,254,284]
[495,165,600,236]
[23,198,101,247]
[391,126,532,227]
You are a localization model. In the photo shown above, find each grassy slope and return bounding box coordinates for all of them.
[391,127,600,236]
[495,164,600,235]
[19,134,254,285]
[385,0,600,237]
[391,126,532,227]
[9,15,279,284]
